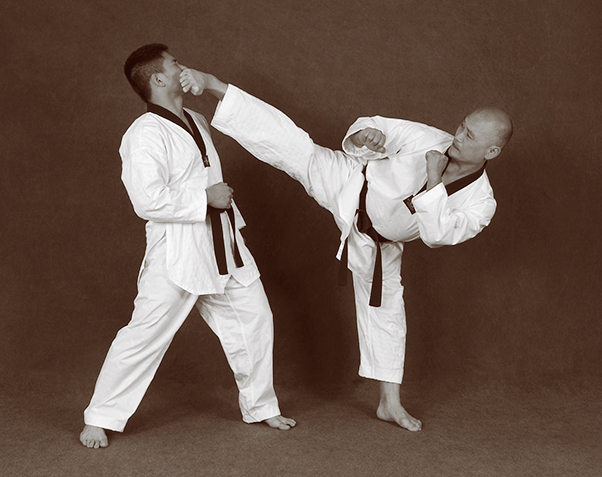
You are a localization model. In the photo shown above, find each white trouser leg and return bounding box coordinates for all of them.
[352,242,407,384]
[84,237,198,432]
[197,277,280,423]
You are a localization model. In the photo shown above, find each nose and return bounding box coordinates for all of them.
[455,129,465,143]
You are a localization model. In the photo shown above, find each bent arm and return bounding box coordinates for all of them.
[121,145,209,223]
[412,183,496,248]
[342,116,434,161]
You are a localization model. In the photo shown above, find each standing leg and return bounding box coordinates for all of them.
[350,239,422,431]
[80,236,199,448]
[196,277,295,430]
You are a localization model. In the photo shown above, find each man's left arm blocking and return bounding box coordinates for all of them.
[412,183,497,248]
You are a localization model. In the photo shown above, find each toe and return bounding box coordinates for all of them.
[408,419,422,432]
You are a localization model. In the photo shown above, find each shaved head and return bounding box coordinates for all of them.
[468,108,513,148]
[449,107,513,165]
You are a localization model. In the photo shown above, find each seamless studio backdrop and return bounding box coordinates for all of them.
[2,0,602,475]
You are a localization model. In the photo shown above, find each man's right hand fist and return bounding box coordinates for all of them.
[206,182,234,209]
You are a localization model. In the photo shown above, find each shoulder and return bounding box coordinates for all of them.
[376,116,453,142]
[410,120,453,143]
[124,112,166,136]
[121,113,169,150]
[480,171,494,192]
[184,108,209,129]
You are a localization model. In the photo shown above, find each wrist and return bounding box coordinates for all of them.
[426,173,442,191]
[350,132,364,148]
[206,75,227,100]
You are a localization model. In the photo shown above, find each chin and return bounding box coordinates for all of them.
[447,148,459,160]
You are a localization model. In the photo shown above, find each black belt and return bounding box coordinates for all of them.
[338,151,487,306]
[338,166,391,307]
[208,206,244,275]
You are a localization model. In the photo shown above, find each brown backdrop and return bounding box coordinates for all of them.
[2,0,601,395]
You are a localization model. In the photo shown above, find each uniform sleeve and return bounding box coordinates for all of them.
[412,183,496,248]
[120,131,208,223]
[342,116,436,161]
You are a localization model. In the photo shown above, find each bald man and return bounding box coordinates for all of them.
[180,69,512,431]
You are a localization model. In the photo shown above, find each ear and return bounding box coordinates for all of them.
[151,72,165,88]
[484,145,501,160]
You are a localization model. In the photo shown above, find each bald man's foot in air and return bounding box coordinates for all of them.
[376,382,422,431]
[80,425,109,448]
[264,415,297,430]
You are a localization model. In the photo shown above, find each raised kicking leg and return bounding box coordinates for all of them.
[181,68,363,232]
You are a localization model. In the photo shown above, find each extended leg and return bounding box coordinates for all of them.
[211,84,365,229]
[81,237,198,447]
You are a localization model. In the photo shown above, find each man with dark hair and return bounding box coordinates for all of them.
[123,43,170,102]
[178,69,512,432]
[79,44,295,449]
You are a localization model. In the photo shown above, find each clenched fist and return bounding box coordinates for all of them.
[180,68,207,95]
[425,150,448,189]
[206,182,234,209]
[350,128,387,153]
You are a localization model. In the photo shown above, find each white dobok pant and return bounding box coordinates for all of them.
[212,88,407,384]
[84,235,280,432]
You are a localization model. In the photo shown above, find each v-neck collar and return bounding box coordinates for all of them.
[147,102,210,167]
[443,148,486,196]
[147,102,192,134]
[413,150,486,197]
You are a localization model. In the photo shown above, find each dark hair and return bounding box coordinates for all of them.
[124,43,169,102]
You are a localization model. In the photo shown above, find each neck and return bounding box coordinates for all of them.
[445,158,486,179]
[150,92,185,120]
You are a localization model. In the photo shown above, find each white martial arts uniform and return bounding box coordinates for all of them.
[84,105,280,432]
[211,85,496,384]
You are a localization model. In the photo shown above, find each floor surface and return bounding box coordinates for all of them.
[2,371,600,476]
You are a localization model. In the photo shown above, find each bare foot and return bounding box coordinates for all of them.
[79,425,109,448]
[263,415,297,430]
[377,401,422,431]
[376,381,422,431]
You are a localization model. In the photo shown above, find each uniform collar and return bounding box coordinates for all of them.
[147,102,192,135]
[443,149,487,196]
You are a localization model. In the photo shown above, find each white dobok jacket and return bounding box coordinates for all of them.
[119,106,259,295]
[211,85,497,266]
[341,115,497,250]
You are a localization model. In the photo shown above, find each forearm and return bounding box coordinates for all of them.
[127,183,209,223]
[426,173,443,191]
[122,158,209,223]
[413,185,495,247]
[203,74,228,100]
